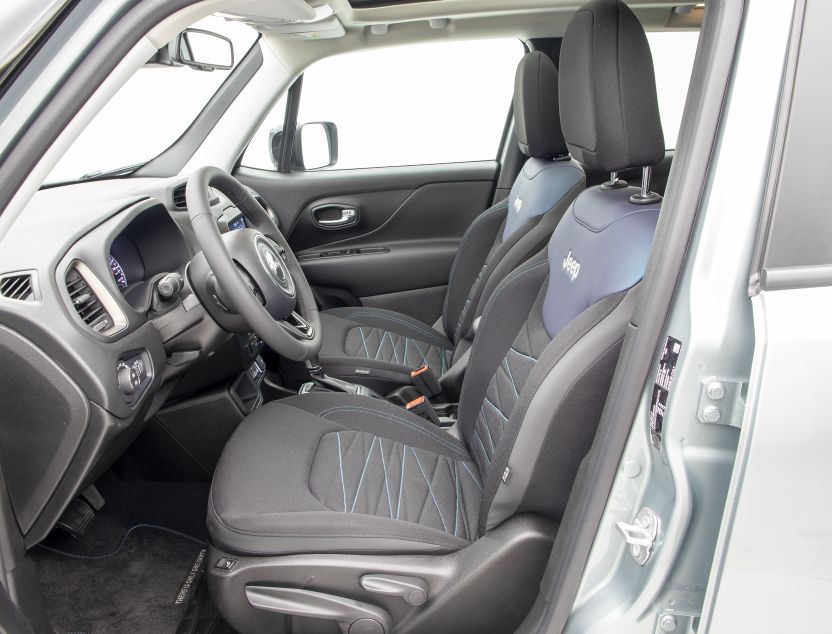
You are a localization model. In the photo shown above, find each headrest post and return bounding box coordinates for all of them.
[641,166,652,197]
[629,165,662,205]
[602,170,628,190]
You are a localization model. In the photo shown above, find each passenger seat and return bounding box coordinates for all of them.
[311,51,586,396]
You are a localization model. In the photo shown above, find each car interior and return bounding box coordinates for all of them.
[0,0,707,632]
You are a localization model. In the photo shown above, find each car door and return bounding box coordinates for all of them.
[234,38,525,326]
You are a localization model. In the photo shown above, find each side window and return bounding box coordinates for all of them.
[242,38,524,172]
[647,32,700,149]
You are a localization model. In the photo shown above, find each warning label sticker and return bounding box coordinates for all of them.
[649,336,682,450]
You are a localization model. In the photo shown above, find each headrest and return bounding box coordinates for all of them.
[513,51,569,159]
[558,0,665,172]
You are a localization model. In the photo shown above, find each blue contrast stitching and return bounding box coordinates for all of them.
[350,436,377,512]
[411,340,430,368]
[461,462,482,490]
[509,347,537,362]
[503,359,519,397]
[318,406,468,457]
[396,444,407,520]
[483,396,508,423]
[337,432,347,512]
[343,312,451,348]
[452,459,460,538]
[480,416,495,452]
[357,328,370,359]
[411,448,448,533]
[474,430,490,464]
[378,438,393,518]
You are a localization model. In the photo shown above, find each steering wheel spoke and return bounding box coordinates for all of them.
[280,311,315,340]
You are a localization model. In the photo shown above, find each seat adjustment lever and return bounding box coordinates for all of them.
[246,585,391,634]
[360,574,428,606]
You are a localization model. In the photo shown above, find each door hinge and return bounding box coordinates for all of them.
[697,378,746,429]
[616,507,660,566]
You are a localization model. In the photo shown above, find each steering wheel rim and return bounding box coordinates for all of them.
[186,166,321,362]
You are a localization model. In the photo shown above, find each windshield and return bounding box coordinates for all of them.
[44,15,257,185]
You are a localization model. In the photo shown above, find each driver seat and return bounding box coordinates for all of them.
[208,2,665,632]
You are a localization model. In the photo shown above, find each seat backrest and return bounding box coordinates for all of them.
[455,0,665,536]
[441,51,585,346]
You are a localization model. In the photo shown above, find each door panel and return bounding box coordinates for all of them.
[236,162,497,316]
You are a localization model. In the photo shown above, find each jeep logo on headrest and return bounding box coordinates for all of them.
[562,250,581,282]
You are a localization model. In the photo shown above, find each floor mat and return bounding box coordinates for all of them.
[34,525,208,634]
[31,478,229,634]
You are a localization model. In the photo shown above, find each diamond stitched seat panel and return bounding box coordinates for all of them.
[309,430,481,542]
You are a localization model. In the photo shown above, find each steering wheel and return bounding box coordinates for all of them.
[186,166,321,362]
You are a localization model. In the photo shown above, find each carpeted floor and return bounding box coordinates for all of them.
[31,477,233,634]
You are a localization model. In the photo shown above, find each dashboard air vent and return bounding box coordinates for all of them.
[64,263,126,335]
[172,183,187,209]
[0,272,35,302]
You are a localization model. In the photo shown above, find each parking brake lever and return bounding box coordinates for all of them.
[304,358,383,399]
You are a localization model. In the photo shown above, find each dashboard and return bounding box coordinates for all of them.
[0,175,267,547]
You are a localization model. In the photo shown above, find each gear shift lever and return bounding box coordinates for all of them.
[303,357,383,399]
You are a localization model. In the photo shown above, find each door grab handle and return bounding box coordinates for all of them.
[313,205,358,229]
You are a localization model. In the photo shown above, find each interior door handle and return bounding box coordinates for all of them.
[313,205,359,229]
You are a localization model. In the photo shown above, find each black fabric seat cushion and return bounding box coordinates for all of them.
[208,392,482,557]
[319,307,453,378]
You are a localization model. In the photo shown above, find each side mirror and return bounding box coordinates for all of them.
[173,28,233,71]
[296,122,338,170]
[267,122,338,171]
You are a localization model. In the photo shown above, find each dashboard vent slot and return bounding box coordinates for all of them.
[66,268,113,333]
[64,262,127,336]
[172,183,187,209]
[0,272,35,302]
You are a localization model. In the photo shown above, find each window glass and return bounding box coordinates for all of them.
[647,32,700,149]
[45,15,258,184]
[243,39,524,172]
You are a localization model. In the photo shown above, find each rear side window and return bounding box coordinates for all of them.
[647,32,699,149]
[242,38,524,172]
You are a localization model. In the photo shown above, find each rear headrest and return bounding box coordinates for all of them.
[559,0,665,172]
[513,51,568,159]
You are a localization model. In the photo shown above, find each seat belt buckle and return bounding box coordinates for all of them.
[405,395,440,425]
[410,365,441,398]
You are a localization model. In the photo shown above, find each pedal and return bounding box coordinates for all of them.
[56,496,96,538]
[81,484,105,511]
